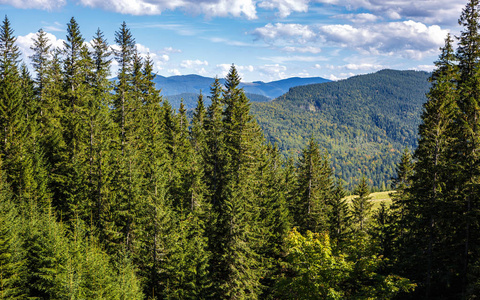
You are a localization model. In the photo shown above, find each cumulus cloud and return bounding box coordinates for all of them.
[180,59,208,69]
[413,64,435,71]
[254,20,448,60]
[16,31,65,68]
[320,20,448,59]
[78,0,258,19]
[327,72,355,80]
[215,63,255,79]
[315,0,464,25]
[336,13,380,24]
[168,68,181,75]
[258,0,309,17]
[134,43,171,72]
[253,23,316,44]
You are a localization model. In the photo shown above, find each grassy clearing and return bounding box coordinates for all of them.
[344,191,393,210]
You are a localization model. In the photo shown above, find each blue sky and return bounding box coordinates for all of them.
[1,0,467,82]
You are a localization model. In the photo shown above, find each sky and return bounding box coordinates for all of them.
[0,0,468,82]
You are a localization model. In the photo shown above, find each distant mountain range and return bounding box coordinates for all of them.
[153,74,330,108]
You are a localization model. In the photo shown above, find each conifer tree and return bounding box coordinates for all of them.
[351,177,373,233]
[108,23,145,254]
[207,65,264,299]
[328,180,351,251]
[257,143,292,297]
[88,28,115,233]
[30,28,51,115]
[113,21,135,148]
[0,16,33,206]
[294,138,334,233]
[451,1,480,294]
[0,160,23,299]
[203,77,225,208]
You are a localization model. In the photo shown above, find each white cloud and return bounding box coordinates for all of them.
[78,0,258,19]
[180,59,208,68]
[258,0,309,18]
[253,23,316,44]
[337,13,380,24]
[413,64,435,72]
[254,19,447,61]
[168,68,182,75]
[282,45,321,53]
[162,47,182,54]
[0,0,66,10]
[327,72,355,81]
[216,63,232,77]
[209,37,257,47]
[215,63,255,79]
[320,20,448,59]
[16,31,65,68]
[314,0,465,25]
[135,43,170,71]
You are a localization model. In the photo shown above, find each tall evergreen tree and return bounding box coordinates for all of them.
[294,138,334,233]
[452,1,480,295]
[351,177,373,233]
[328,180,351,252]
[207,65,264,299]
[0,16,33,206]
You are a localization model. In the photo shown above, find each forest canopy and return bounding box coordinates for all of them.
[1,0,480,298]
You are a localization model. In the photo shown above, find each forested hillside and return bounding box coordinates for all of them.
[252,70,431,190]
[0,16,415,299]
[3,0,480,298]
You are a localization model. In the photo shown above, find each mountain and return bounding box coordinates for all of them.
[154,74,330,107]
[167,92,270,109]
[251,69,431,190]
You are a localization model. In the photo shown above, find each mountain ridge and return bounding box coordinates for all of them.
[251,69,432,190]
[153,74,330,106]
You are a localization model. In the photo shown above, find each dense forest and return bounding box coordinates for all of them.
[252,70,431,190]
[2,0,480,299]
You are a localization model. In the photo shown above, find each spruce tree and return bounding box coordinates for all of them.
[88,28,115,234]
[452,1,480,295]
[351,177,373,233]
[207,65,264,299]
[328,180,351,252]
[294,138,334,233]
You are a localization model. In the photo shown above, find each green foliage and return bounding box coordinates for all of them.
[252,70,431,190]
[0,16,428,300]
[351,177,373,232]
[294,138,334,233]
[275,229,415,300]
